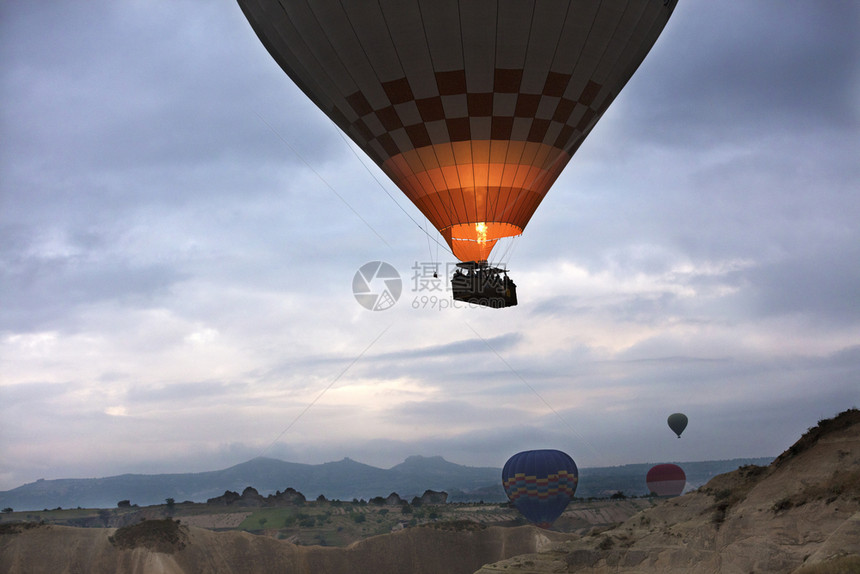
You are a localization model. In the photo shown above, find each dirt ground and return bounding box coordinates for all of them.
[172,512,251,529]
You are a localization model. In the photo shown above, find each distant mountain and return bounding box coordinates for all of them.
[0,455,773,511]
[0,456,498,511]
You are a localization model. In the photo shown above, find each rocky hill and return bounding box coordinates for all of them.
[0,520,568,574]
[476,408,860,573]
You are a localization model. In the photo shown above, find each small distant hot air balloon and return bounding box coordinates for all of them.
[667,413,688,438]
[646,463,686,497]
[502,449,578,528]
[238,0,678,307]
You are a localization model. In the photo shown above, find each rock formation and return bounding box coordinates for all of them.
[415,489,448,505]
[206,486,306,506]
[0,521,565,574]
[476,408,860,573]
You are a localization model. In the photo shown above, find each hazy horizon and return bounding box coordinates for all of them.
[3,451,784,490]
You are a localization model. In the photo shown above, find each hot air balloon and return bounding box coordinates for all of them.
[667,413,688,438]
[502,449,578,528]
[238,1,677,307]
[646,463,686,497]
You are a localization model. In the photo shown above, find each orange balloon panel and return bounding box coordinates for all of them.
[383,140,570,260]
[239,1,677,261]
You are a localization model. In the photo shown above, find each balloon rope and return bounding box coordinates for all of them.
[255,323,394,460]
[333,127,454,259]
[425,221,434,263]
[463,321,602,463]
[505,236,521,265]
[254,111,392,249]
[490,236,519,269]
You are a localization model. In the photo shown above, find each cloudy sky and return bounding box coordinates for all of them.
[1,1,858,491]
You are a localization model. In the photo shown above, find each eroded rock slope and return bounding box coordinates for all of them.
[475,409,860,574]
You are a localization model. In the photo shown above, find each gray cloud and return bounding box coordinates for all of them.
[627,2,860,140]
[1,1,858,491]
[745,241,860,323]
[371,332,522,360]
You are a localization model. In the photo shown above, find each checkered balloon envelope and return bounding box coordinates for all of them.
[239,0,678,274]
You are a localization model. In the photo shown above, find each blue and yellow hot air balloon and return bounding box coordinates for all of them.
[502,449,578,528]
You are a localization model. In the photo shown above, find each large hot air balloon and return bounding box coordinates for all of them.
[646,463,686,497]
[502,449,578,528]
[667,413,688,438]
[238,1,677,305]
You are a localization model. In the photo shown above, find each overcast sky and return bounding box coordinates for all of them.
[1,1,858,491]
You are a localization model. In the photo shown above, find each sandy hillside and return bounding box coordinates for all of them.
[475,408,860,573]
[0,519,570,574]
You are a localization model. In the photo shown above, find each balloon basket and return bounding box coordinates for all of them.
[451,262,518,308]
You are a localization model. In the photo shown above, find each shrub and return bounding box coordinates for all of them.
[298,516,315,528]
[772,497,794,513]
[712,502,729,526]
[597,536,614,550]
[109,519,186,553]
[713,489,733,502]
